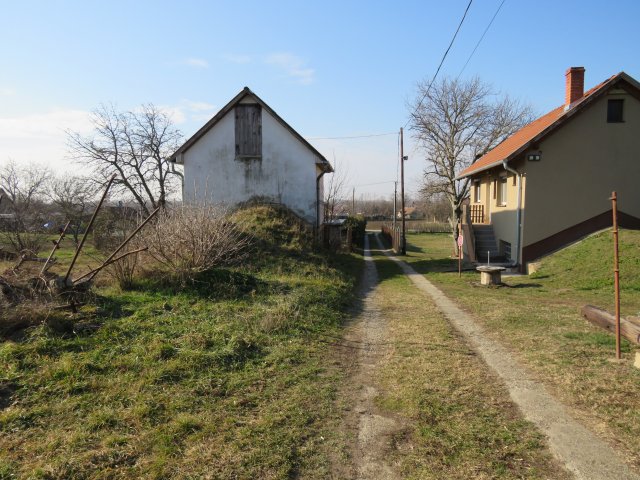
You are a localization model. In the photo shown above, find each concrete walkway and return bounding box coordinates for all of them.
[376,235,639,480]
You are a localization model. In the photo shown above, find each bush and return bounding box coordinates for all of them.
[140,204,250,284]
[345,215,366,247]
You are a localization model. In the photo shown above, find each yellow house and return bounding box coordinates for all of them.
[457,67,640,271]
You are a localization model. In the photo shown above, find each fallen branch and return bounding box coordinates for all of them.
[581,305,640,345]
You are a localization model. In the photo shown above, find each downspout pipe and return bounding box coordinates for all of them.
[316,170,327,235]
[502,160,523,268]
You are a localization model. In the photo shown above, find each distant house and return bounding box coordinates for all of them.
[457,67,640,270]
[0,188,16,227]
[397,206,418,219]
[169,87,333,228]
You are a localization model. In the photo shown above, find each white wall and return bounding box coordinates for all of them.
[182,100,323,223]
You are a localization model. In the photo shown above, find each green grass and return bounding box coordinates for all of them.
[367,244,570,479]
[402,229,640,470]
[0,206,363,479]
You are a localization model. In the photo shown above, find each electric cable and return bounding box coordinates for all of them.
[405,0,474,128]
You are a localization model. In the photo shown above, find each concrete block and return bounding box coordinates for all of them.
[528,262,541,275]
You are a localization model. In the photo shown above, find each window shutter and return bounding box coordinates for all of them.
[235,104,262,157]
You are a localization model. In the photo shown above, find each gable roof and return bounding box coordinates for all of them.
[169,87,333,173]
[457,72,640,179]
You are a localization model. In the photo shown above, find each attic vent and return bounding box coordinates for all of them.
[235,104,262,158]
[607,99,624,123]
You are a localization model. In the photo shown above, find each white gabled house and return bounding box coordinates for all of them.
[169,87,333,228]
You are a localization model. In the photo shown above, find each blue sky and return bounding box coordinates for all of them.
[1,0,639,198]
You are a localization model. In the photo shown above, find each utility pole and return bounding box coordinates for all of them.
[400,127,406,255]
[352,187,355,215]
[393,181,397,230]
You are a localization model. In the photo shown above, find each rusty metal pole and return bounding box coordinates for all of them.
[74,206,160,283]
[611,191,621,359]
[400,127,406,255]
[40,221,70,275]
[63,174,116,284]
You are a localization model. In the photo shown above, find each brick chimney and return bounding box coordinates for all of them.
[565,67,585,108]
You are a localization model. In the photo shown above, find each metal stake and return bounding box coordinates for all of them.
[41,221,70,275]
[611,191,621,359]
[63,174,116,284]
[74,207,160,284]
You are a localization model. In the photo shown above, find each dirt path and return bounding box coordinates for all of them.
[380,236,640,480]
[335,234,405,479]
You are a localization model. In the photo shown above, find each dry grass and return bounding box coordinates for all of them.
[364,249,569,479]
[404,230,640,471]
[367,247,570,479]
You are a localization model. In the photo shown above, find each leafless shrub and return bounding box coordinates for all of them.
[140,203,251,284]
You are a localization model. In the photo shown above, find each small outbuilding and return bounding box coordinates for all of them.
[169,87,333,228]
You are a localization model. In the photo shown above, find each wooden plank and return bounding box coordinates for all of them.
[235,104,261,157]
[581,305,640,345]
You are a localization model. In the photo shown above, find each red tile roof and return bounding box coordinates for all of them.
[457,73,625,179]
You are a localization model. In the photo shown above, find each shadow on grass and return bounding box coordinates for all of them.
[131,268,276,301]
[505,283,543,289]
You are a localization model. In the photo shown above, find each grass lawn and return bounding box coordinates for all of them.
[0,206,362,479]
[367,244,570,479]
[403,230,640,470]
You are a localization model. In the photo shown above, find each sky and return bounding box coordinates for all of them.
[1,0,639,201]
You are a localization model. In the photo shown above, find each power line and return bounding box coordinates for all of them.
[457,0,506,79]
[404,0,474,128]
[306,132,397,140]
[351,180,396,188]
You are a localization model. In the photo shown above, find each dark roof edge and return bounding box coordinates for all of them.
[456,72,638,180]
[169,87,333,173]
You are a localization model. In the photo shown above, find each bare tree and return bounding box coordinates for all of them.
[409,77,533,252]
[323,157,350,221]
[67,104,183,215]
[0,160,52,254]
[48,175,96,246]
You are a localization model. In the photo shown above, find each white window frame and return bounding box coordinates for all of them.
[497,176,507,207]
[473,181,481,203]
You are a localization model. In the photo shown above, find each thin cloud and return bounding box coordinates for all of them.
[158,100,218,125]
[0,109,92,173]
[183,100,216,112]
[183,57,209,68]
[0,87,16,96]
[0,109,91,139]
[265,52,315,85]
[222,53,252,64]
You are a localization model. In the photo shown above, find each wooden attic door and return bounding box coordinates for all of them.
[235,104,262,158]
